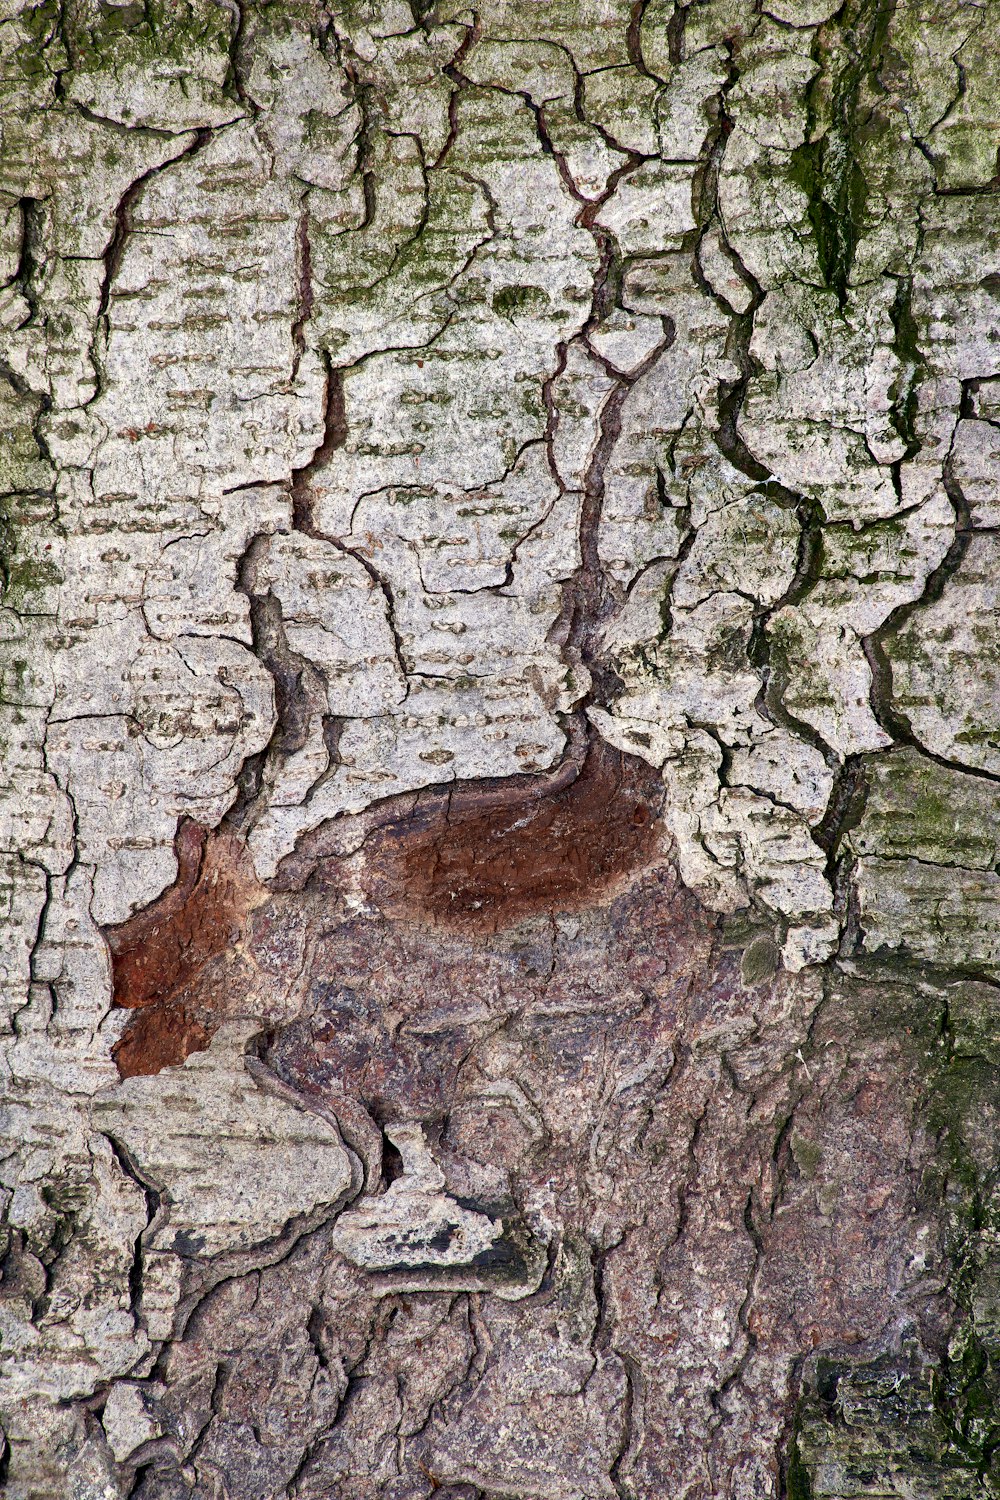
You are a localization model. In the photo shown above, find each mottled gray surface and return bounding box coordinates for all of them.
[5,0,1000,1495]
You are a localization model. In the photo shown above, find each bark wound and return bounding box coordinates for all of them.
[105,820,260,1077]
[357,738,663,931]
[103,740,666,1076]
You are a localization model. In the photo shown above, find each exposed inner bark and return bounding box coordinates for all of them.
[305,736,663,929]
[105,821,261,1076]
[96,747,953,1499]
[105,738,664,1076]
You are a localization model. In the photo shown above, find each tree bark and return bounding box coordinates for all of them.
[3,1,1000,1495]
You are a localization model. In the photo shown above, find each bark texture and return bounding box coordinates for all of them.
[3,0,1000,1495]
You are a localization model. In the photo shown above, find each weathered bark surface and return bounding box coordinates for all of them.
[4,1,1000,1495]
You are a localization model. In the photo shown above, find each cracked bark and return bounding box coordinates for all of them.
[6,1,1000,1497]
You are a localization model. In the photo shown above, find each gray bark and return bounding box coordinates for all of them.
[3,1,1000,1495]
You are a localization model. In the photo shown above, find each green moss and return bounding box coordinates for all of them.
[11,0,68,77]
[791,1132,823,1178]
[788,0,895,304]
[741,933,780,986]
[43,0,235,83]
[784,970,1000,1495]
[492,284,552,320]
[785,1418,814,1500]
[847,748,1000,871]
[789,135,868,306]
[0,384,51,499]
[906,1036,1000,1482]
[0,478,61,625]
[4,557,62,599]
[791,1336,1000,1496]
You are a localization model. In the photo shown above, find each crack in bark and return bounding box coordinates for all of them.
[11,6,1000,1495]
[101,1133,164,1351]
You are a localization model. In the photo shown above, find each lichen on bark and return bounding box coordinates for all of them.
[4,0,1000,1495]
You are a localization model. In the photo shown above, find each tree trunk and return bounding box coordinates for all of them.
[3,1,1000,1495]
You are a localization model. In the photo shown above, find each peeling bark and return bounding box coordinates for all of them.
[5,1,1000,1496]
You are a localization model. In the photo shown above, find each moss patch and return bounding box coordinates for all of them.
[788,0,895,304]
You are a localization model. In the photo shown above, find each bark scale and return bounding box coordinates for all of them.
[3,1,1000,1495]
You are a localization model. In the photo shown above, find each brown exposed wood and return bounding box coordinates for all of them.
[357,736,665,931]
[103,740,666,1077]
[113,1000,214,1079]
[105,821,263,1075]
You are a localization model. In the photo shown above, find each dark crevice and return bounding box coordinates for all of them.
[787,0,895,306]
[625,0,654,79]
[97,129,212,322]
[290,353,348,532]
[102,1134,163,1341]
[223,574,325,837]
[861,430,1000,787]
[290,196,314,383]
[748,489,841,771]
[224,0,256,112]
[666,4,687,69]
[812,753,869,885]
[887,272,926,459]
[433,19,481,169]
[6,196,45,325]
[657,495,696,639]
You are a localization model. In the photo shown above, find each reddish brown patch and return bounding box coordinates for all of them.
[357,738,665,930]
[113,1000,214,1080]
[105,820,261,1076]
[104,740,666,1078]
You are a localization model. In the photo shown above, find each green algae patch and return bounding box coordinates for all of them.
[789,133,868,307]
[47,0,241,130]
[847,749,1000,873]
[786,965,1000,1498]
[791,1343,999,1499]
[789,0,897,303]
